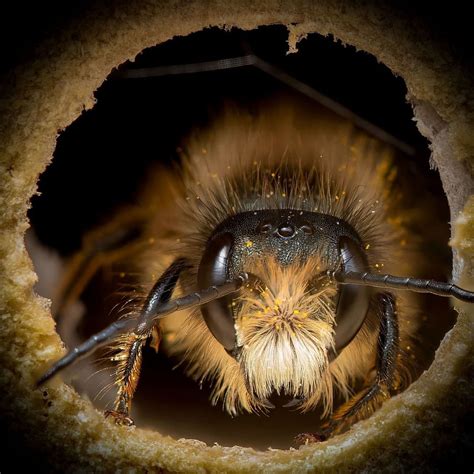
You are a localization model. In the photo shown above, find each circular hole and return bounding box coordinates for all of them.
[27,25,455,450]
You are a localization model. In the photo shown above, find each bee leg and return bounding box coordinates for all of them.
[105,332,147,427]
[295,293,398,445]
[105,258,189,426]
[53,208,148,327]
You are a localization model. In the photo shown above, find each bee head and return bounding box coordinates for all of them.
[197,209,371,407]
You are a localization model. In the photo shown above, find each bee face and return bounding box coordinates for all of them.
[197,210,343,406]
[196,209,372,408]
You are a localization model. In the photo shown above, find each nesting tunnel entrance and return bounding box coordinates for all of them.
[27,25,456,450]
[1,3,472,471]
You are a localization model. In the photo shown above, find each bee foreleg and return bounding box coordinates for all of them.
[331,293,398,427]
[105,258,189,426]
[296,293,399,444]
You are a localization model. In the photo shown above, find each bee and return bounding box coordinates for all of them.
[37,101,473,445]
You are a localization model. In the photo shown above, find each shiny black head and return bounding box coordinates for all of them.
[197,209,370,358]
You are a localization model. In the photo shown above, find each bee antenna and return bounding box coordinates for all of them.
[36,318,134,386]
[36,273,249,386]
[331,271,474,303]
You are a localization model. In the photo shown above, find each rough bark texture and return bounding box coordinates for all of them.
[0,1,472,472]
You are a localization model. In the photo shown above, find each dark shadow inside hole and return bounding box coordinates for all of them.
[28,25,455,450]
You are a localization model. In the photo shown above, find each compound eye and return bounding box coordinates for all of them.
[333,237,371,354]
[197,233,237,353]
